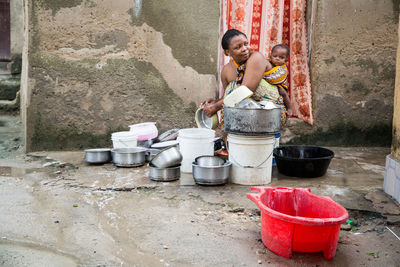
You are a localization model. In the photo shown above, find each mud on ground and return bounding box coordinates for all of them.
[0,147,399,266]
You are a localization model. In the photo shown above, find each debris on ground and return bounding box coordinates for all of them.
[229,207,245,213]
[386,215,400,225]
[340,224,352,231]
[364,190,400,215]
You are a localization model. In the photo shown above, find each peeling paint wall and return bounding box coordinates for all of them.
[287,0,398,146]
[25,0,219,150]
[24,0,399,150]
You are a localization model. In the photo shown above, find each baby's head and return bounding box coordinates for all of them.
[270,44,290,66]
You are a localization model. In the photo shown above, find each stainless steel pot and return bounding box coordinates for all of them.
[195,156,226,166]
[149,163,180,182]
[192,161,231,185]
[150,146,182,168]
[223,105,281,135]
[111,147,147,167]
[84,148,112,164]
[145,148,162,162]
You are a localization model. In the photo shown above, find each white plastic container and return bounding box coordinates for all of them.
[178,128,215,173]
[111,131,138,148]
[227,134,275,185]
[129,122,158,141]
[224,85,253,107]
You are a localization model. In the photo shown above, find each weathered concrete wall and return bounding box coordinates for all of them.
[25,0,219,151]
[10,0,24,56]
[287,0,398,146]
[24,0,399,150]
[392,16,400,159]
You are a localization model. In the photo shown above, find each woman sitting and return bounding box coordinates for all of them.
[201,29,287,126]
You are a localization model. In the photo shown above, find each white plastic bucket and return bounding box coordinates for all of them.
[227,134,275,185]
[111,131,138,148]
[272,132,281,165]
[178,128,215,173]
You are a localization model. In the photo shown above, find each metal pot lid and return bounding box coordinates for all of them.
[85,148,111,152]
[151,140,179,149]
[157,129,179,142]
[111,147,147,153]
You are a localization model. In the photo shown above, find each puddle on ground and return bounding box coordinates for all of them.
[0,242,78,267]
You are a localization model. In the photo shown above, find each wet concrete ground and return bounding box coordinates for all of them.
[0,146,400,266]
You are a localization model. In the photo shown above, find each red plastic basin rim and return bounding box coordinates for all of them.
[247,186,349,226]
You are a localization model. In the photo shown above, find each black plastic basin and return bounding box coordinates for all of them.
[273,146,334,178]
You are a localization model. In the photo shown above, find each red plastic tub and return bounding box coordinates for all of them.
[247,187,348,259]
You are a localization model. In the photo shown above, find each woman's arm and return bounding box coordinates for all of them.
[241,52,269,92]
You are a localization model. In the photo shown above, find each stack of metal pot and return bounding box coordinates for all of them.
[223,98,281,185]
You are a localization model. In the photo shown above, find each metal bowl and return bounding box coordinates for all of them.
[149,163,180,182]
[236,98,261,109]
[192,161,231,185]
[150,146,182,168]
[137,139,155,148]
[195,155,226,167]
[111,147,147,167]
[145,148,162,162]
[84,148,112,164]
[195,108,218,129]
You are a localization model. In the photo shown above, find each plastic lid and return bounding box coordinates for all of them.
[111,131,138,138]
[178,128,215,139]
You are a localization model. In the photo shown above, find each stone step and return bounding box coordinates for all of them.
[0,91,19,114]
[0,75,20,100]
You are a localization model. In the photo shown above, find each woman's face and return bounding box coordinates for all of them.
[226,34,250,64]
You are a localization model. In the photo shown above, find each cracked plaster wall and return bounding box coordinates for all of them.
[309,0,398,131]
[24,0,400,150]
[25,0,219,150]
[286,0,398,146]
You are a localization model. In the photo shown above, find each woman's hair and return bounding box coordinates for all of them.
[221,29,247,50]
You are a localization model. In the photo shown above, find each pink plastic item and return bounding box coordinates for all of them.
[129,122,158,141]
[247,187,348,260]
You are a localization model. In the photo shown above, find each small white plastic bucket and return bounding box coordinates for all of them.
[227,134,275,185]
[111,131,138,148]
[178,128,215,173]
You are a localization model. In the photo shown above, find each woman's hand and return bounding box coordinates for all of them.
[201,98,224,117]
[199,98,216,109]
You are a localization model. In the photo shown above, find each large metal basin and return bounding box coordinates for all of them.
[111,147,147,167]
[223,105,281,135]
[84,148,112,164]
[192,161,231,185]
[149,163,180,182]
